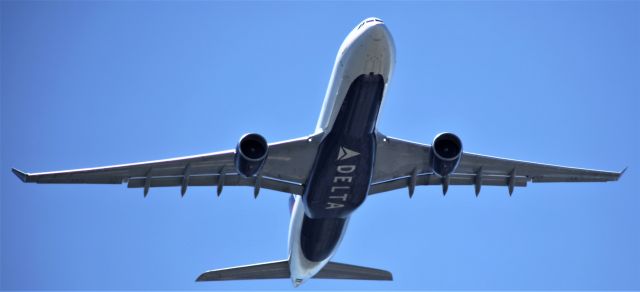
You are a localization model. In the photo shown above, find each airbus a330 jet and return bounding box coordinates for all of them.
[12,18,624,287]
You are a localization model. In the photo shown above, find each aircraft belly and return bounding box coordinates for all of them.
[289,197,352,282]
[303,74,385,219]
[300,216,348,262]
[288,195,329,281]
[316,21,394,134]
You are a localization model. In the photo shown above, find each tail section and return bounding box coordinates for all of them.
[196,260,392,284]
[315,261,393,281]
[196,260,290,281]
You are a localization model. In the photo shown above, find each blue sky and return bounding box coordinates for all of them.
[1,1,638,290]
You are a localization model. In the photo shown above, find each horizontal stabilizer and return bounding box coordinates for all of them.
[196,260,290,281]
[196,260,392,282]
[315,261,393,281]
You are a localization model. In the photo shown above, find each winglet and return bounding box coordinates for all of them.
[618,167,628,179]
[11,168,29,182]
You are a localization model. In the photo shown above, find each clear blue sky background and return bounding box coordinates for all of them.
[1,1,638,290]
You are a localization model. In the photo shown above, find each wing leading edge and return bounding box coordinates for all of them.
[371,134,624,196]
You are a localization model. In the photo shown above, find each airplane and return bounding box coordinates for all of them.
[12,17,625,287]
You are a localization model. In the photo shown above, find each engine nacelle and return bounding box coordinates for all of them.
[235,133,268,177]
[430,132,463,177]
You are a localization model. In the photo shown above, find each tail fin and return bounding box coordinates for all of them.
[196,260,392,282]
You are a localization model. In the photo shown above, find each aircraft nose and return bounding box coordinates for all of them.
[338,17,396,81]
[356,17,385,30]
[367,24,391,43]
[358,18,393,48]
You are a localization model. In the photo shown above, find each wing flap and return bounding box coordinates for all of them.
[127,174,304,194]
[370,173,528,195]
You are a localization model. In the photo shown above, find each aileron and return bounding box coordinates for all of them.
[458,152,623,182]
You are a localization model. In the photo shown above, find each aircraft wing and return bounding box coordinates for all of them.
[12,134,323,196]
[370,135,624,196]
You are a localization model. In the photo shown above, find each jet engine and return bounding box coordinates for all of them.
[235,133,268,177]
[430,132,463,176]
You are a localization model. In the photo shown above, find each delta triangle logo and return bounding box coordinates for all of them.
[337,146,360,161]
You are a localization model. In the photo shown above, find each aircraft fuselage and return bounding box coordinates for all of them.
[288,18,395,285]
